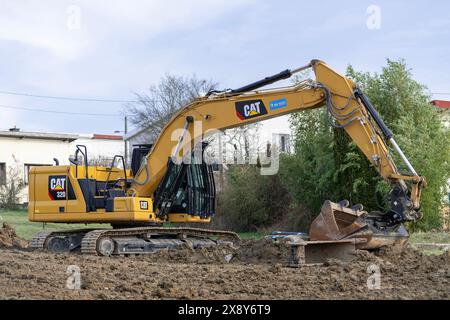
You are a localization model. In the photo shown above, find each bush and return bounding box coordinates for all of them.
[215,165,311,232]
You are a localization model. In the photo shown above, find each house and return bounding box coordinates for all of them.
[431,100,450,205]
[0,128,124,204]
[431,100,450,129]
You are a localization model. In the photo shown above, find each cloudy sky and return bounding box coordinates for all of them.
[0,0,449,135]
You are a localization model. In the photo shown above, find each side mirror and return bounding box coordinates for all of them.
[69,157,79,165]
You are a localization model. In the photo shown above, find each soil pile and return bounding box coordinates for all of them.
[134,242,237,264]
[0,237,449,299]
[131,238,291,265]
[0,223,28,249]
[233,238,291,264]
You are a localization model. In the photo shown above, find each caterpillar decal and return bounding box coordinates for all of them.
[235,99,268,120]
[48,175,76,201]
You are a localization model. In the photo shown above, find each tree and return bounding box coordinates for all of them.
[222,124,263,164]
[283,59,450,231]
[280,108,336,214]
[0,156,25,210]
[125,74,218,139]
[88,155,123,167]
[216,165,293,232]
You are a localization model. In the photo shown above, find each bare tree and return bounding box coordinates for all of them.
[0,156,25,210]
[223,124,263,164]
[88,156,122,167]
[125,74,218,139]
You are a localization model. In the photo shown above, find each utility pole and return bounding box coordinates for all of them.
[218,133,224,190]
[124,116,128,167]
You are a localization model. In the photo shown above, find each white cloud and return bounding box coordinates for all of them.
[0,1,91,60]
[0,0,254,61]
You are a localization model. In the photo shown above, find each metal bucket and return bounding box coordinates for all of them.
[309,200,409,250]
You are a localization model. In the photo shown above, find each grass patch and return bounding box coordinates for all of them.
[420,248,448,256]
[0,210,108,240]
[409,231,450,256]
[409,231,450,244]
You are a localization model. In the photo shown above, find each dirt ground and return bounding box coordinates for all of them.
[0,223,449,300]
[0,223,28,249]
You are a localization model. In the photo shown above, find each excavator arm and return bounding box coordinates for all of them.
[129,60,424,227]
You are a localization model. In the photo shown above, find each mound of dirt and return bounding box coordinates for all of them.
[134,238,450,274]
[0,236,449,299]
[134,242,237,264]
[0,223,28,249]
[358,243,450,271]
[132,238,290,265]
[1,240,449,299]
[233,238,291,264]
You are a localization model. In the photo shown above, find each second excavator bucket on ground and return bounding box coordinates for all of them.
[309,200,368,241]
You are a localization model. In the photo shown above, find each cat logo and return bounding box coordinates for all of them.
[235,99,268,120]
[50,177,65,191]
[48,175,67,200]
[140,200,149,210]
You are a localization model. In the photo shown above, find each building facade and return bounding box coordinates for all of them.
[431,100,450,129]
[431,100,450,204]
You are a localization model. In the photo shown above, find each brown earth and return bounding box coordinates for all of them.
[0,223,28,249]
[0,236,449,300]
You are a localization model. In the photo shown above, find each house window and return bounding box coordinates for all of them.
[0,163,6,186]
[280,135,286,153]
[24,164,51,185]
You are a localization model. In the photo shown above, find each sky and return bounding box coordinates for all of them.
[0,0,449,136]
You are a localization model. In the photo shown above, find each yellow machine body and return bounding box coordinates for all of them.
[28,165,211,224]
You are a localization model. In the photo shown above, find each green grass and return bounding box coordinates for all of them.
[0,210,108,240]
[420,248,447,256]
[409,231,450,244]
[409,231,450,255]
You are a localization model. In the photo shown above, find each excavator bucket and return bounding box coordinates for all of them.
[285,200,369,267]
[308,200,409,250]
[309,200,367,241]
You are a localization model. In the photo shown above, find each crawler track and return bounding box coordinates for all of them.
[31,227,240,256]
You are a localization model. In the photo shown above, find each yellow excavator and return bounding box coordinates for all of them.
[28,60,425,256]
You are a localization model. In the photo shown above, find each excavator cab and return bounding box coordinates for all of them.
[130,144,153,176]
[153,142,216,221]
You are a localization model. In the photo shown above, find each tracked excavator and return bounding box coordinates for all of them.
[28,60,425,257]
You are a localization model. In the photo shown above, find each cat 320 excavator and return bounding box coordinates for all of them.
[28,60,425,257]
